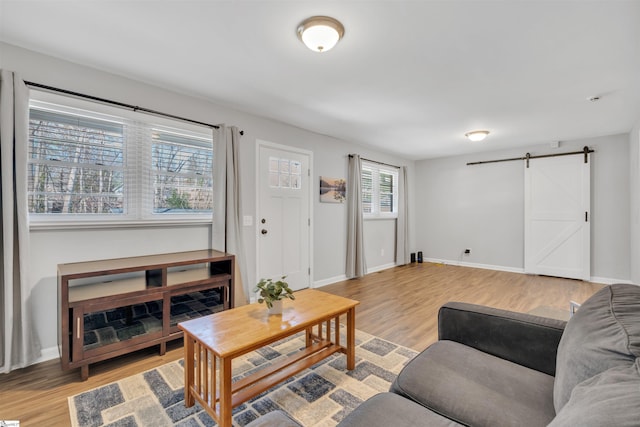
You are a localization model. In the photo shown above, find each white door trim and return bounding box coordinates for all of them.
[255,140,314,295]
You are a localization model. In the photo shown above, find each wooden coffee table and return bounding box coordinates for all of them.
[178,289,359,427]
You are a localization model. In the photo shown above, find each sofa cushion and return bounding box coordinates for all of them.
[549,359,640,427]
[336,392,464,427]
[553,284,640,412]
[390,340,556,427]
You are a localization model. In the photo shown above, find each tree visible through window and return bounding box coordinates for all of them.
[28,99,214,222]
[28,108,124,214]
[152,129,213,214]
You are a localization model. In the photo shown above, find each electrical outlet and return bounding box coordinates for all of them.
[464,248,471,255]
[381,248,385,257]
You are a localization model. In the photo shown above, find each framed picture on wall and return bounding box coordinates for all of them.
[320,176,346,203]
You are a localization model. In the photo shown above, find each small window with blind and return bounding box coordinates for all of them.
[28,95,214,225]
[151,128,213,214]
[361,161,399,218]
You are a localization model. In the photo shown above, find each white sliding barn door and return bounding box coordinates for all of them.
[524,154,590,280]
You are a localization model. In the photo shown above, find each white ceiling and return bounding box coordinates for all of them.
[1,1,639,160]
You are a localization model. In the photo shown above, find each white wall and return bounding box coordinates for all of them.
[415,148,524,270]
[590,135,630,280]
[363,220,397,271]
[2,42,415,360]
[414,135,631,282]
[630,122,640,283]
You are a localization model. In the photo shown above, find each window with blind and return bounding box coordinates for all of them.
[28,108,125,215]
[361,161,399,218]
[28,98,214,224]
[151,128,213,214]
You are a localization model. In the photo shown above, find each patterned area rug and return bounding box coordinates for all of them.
[68,328,418,427]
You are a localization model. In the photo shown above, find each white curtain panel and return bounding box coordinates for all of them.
[0,70,40,373]
[212,127,226,252]
[396,166,410,265]
[212,125,249,306]
[346,154,367,278]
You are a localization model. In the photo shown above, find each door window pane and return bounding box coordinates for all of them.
[269,157,279,172]
[268,157,302,190]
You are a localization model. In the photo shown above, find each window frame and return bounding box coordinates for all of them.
[27,91,215,229]
[361,161,399,219]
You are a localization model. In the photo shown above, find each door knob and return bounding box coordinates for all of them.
[261,229,268,235]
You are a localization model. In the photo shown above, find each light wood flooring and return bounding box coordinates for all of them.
[321,262,603,350]
[0,262,603,426]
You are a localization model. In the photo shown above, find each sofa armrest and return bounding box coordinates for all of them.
[438,302,566,376]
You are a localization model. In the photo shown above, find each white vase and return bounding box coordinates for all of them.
[268,299,283,315]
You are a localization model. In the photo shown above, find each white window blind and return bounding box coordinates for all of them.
[361,161,399,218]
[361,168,373,214]
[379,170,394,213]
[28,97,214,225]
[28,107,125,215]
[151,128,213,214]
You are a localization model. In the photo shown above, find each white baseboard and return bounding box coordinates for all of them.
[425,258,635,285]
[367,263,397,274]
[424,258,524,274]
[313,263,396,288]
[313,274,348,288]
[590,277,634,285]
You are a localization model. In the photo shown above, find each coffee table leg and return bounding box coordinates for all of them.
[184,336,194,407]
[219,356,233,427]
[346,307,356,370]
[305,327,313,347]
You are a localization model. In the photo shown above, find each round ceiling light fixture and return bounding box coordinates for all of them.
[465,130,490,142]
[297,16,345,53]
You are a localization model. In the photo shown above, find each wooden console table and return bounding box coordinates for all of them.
[179,289,359,427]
[58,249,234,380]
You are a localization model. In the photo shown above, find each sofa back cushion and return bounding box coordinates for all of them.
[553,284,640,412]
[549,359,640,427]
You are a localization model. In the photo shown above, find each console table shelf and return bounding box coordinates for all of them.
[58,249,234,380]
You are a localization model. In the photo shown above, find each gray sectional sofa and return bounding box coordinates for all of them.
[248,283,639,426]
[338,283,640,426]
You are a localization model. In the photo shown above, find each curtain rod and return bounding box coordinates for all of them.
[466,146,594,166]
[348,154,400,169]
[24,80,244,135]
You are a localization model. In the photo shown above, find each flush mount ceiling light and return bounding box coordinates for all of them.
[465,130,490,142]
[297,16,345,52]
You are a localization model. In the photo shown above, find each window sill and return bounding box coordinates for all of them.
[29,218,212,231]
[363,216,398,221]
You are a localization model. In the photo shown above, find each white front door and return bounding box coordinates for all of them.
[257,142,312,291]
[524,153,590,280]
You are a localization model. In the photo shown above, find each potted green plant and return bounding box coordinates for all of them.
[254,276,295,314]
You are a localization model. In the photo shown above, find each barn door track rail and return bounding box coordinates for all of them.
[467,146,593,167]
